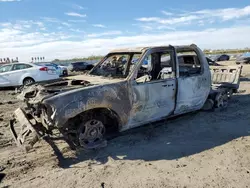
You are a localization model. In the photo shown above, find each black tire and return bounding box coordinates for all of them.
[68,114,107,150]
[214,91,229,108]
[23,77,35,86]
[62,70,68,76]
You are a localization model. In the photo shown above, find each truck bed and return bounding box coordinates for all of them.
[210,65,242,90]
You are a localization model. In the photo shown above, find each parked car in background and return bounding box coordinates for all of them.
[236,53,250,64]
[0,62,59,87]
[36,62,68,76]
[68,62,94,72]
[206,57,220,66]
[211,54,230,62]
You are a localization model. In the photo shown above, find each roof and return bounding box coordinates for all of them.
[0,62,35,66]
[109,47,149,53]
[109,44,198,53]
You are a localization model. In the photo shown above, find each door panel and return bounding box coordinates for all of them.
[126,79,176,129]
[8,69,26,85]
[0,64,13,86]
[174,73,210,115]
[0,73,11,87]
[174,48,211,115]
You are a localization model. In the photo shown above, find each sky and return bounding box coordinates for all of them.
[0,0,250,61]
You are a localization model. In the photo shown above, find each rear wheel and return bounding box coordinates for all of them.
[62,70,68,76]
[215,91,229,108]
[23,77,35,86]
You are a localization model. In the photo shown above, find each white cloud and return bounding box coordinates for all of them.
[191,6,250,21]
[137,5,250,26]
[161,10,173,16]
[87,31,122,38]
[0,0,21,2]
[92,24,106,28]
[72,4,84,10]
[65,12,86,18]
[68,20,86,23]
[0,20,45,31]
[136,17,160,22]
[40,17,74,28]
[1,26,250,61]
[0,28,72,49]
[136,15,200,25]
[41,17,60,23]
[61,22,71,27]
[69,28,85,33]
[157,25,176,30]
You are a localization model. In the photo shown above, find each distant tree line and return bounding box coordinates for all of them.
[52,55,104,62]
[51,48,250,62]
[203,48,250,54]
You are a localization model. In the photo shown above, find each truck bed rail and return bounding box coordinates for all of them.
[210,65,242,89]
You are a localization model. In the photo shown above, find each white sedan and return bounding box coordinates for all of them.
[36,62,68,76]
[0,62,60,87]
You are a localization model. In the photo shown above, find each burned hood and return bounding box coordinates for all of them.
[67,74,124,85]
[16,74,124,103]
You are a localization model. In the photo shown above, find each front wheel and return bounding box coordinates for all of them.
[78,119,107,150]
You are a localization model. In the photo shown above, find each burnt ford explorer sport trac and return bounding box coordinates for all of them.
[10,44,242,152]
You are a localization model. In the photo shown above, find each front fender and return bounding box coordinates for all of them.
[43,82,132,128]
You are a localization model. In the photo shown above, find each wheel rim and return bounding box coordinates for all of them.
[216,92,228,108]
[78,119,106,149]
[24,79,34,85]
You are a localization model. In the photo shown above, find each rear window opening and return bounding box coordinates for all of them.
[176,49,202,77]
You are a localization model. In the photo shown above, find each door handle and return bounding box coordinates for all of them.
[162,84,174,87]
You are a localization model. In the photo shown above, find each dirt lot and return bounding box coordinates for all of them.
[0,63,250,188]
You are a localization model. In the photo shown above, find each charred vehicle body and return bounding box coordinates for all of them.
[10,44,242,152]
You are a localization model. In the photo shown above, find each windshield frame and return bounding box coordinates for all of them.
[88,52,143,79]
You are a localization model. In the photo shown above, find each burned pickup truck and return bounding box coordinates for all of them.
[10,44,242,151]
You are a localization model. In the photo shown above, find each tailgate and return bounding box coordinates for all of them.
[210,65,243,89]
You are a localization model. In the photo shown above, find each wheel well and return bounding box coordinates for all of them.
[67,108,120,134]
[23,77,35,83]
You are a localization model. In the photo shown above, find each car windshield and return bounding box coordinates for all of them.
[89,53,142,78]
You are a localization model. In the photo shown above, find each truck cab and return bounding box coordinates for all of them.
[121,44,211,129]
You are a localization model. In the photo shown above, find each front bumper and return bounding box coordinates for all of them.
[9,108,42,152]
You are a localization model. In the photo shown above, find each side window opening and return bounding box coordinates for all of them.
[0,65,12,73]
[136,50,174,83]
[12,64,32,71]
[176,49,202,77]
